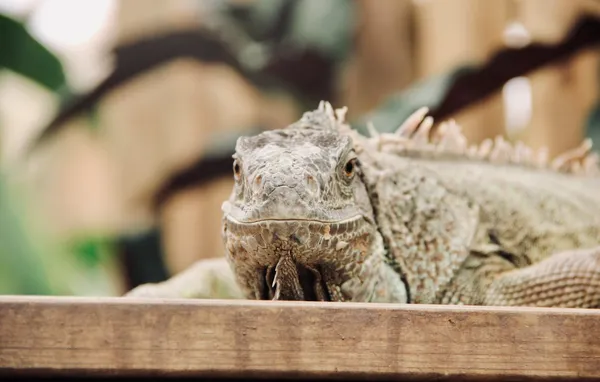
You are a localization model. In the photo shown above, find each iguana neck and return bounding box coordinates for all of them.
[340,229,409,303]
[356,148,482,304]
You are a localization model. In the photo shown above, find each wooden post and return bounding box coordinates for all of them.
[338,0,415,119]
[413,0,511,144]
[100,1,300,276]
[515,0,600,157]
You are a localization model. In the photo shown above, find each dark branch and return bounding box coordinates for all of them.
[430,14,600,120]
[151,15,600,210]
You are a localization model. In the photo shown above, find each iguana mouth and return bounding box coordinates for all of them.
[260,261,331,301]
[221,199,367,226]
[223,215,374,301]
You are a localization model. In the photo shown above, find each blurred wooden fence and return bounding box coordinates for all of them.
[23,0,600,294]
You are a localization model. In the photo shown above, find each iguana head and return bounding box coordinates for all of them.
[221,102,379,301]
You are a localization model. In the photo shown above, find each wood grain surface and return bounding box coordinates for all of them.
[0,296,599,380]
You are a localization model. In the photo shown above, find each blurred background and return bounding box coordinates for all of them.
[0,0,598,297]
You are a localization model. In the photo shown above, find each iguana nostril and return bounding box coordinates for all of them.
[252,175,263,193]
[306,174,319,195]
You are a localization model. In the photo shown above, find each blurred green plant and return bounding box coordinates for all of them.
[0,12,64,295]
[0,12,118,296]
[0,13,68,94]
[0,176,53,294]
[0,172,123,296]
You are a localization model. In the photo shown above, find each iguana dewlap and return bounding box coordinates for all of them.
[127,102,600,308]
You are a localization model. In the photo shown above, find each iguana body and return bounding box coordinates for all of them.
[127,102,600,308]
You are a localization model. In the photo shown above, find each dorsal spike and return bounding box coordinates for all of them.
[294,101,340,132]
[489,136,513,163]
[436,120,466,153]
[327,103,598,177]
[551,138,593,172]
[432,121,448,145]
[323,101,335,120]
[511,141,531,164]
[466,144,479,159]
[395,107,429,137]
[534,147,549,168]
[366,121,380,138]
[413,116,434,147]
[583,152,599,175]
[477,139,493,159]
[335,106,348,124]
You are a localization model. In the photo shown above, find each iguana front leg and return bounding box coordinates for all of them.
[482,246,600,308]
[124,257,245,299]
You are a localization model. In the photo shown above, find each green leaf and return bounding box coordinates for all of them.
[585,101,600,154]
[224,0,355,62]
[244,0,289,38]
[286,0,355,61]
[69,236,113,268]
[351,66,476,134]
[0,13,68,93]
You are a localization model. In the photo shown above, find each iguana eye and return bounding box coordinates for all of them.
[233,159,242,179]
[344,158,357,177]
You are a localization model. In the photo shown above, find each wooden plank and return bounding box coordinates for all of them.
[1,296,600,380]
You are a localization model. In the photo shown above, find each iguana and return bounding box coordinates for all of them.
[126,101,600,308]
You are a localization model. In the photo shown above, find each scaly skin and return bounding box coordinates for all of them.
[126,102,600,308]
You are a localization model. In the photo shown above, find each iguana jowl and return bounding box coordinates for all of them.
[127,101,600,308]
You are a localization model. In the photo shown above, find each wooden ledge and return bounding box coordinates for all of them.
[0,296,599,380]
